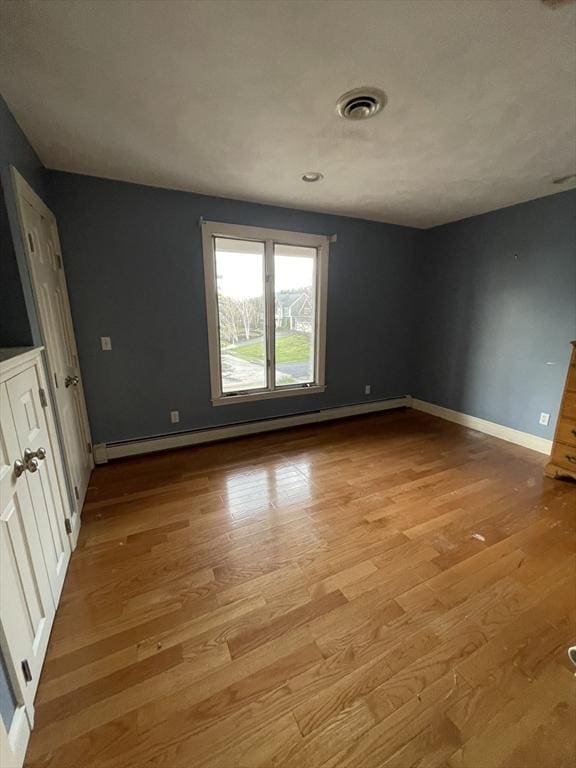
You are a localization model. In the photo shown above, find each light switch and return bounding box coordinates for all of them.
[100,336,112,351]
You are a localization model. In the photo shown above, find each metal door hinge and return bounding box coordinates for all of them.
[74,485,79,500]
[87,442,92,454]
[53,371,59,388]
[21,659,32,683]
[39,388,48,408]
[65,518,73,534]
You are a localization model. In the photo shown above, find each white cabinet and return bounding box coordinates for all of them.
[0,347,75,767]
[5,363,71,603]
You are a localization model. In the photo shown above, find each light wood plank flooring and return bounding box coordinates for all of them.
[26,409,576,768]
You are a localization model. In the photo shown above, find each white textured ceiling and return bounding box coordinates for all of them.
[1,0,575,228]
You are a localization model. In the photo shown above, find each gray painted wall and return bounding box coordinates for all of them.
[415,190,576,438]
[0,653,16,730]
[0,182,32,345]
[48,171,423,444]
[0,94,48,346]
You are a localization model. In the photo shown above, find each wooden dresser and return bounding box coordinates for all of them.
[545,341,576,481]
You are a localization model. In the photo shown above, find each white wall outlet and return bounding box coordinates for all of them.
[170,410,180,424]
[364,384,371,395]
[539,412,550,427]
[100,336,112,351]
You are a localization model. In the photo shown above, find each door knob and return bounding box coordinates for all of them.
[14,456,39,478]
[25,447,47,462]
[65,375,80,387]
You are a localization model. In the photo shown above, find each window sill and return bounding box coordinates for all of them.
[212,384,326,406]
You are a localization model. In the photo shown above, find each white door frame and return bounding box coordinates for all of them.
[0,702,30,768]
[0,624,30,767]
[10,167,93,537]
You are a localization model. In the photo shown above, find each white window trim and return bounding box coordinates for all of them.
[201,220,329,406]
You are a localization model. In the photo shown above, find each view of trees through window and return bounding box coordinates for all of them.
[214,237,316,394]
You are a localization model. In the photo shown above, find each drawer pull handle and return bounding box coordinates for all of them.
[566,454,576,464]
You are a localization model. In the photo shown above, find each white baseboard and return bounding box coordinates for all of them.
[93,397,411,463]
[92,443,108,464]
[68,510,81,550]
[0,706,31,768]
[411,398,552,455]
[93,395,552,463]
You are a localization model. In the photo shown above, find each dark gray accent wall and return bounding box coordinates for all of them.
[48,171,423,444]
[0,183,32,345]
[415,190,576,438]
[0,94,49,345]
[0,653,16,730]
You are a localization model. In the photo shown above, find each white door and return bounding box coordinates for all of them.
[6,365,71,603]
[13,170,93,512]
[0,383,55,714]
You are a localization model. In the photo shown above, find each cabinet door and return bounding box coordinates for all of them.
[6,365,71,604]
[0,383,55,713]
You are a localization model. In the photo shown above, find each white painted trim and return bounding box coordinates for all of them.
[264,237,275,390]
[0,706,31,768]
[0,347,45,381]
[201,219,329,404]
[315,240,329,388]
[93,443,109,464]
[11,169,52,220]
[201,221,222,401]
[95,397,410,462]
[11,167,95,491]
[200,219,330,248]
[32,351,81,549]
[212,384,326,406]
[411,399,552,455]
[93,395,552,464]
[67,508,81,549]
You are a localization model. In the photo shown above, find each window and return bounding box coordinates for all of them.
[202,220,329,405]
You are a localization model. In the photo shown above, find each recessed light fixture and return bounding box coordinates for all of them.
[336,87,387,121]
[552,174,576,185]
[302,172,324,183]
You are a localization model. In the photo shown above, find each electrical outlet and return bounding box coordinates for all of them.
[539,412,550,426]
[170,410,180,424]
[364,384,371,395]
[100,336,112,351]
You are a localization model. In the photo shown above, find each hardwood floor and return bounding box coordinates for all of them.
[25,408,576,768]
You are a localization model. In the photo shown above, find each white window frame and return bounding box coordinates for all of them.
[201,220,329,405]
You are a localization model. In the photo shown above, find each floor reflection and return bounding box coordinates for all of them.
[222,459,312,520]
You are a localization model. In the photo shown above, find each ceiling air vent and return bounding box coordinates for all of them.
[336,87,387,120]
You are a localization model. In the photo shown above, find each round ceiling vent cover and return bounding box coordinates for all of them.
[336,87,387,120]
